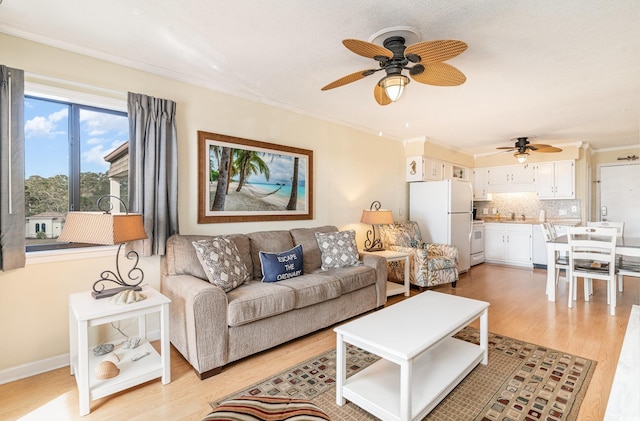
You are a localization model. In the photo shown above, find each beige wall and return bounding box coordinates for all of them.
[0,33,406,374]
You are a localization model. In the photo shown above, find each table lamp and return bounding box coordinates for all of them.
[360,201,394,252]
[58,196,148,299]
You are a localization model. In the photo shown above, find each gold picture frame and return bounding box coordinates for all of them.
[197,131,313,223]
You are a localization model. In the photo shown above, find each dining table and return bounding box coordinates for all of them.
[545,234,640,301]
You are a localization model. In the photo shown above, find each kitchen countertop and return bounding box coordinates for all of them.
[479,217,581,226]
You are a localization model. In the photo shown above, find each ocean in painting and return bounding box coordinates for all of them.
[247,181,306,204]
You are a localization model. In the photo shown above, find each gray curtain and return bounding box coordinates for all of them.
[127,92,179,256]
[0,66,26,271]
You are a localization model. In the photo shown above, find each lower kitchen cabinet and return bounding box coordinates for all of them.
[485,223,532,267]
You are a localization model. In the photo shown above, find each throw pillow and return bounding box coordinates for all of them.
[192,237,250,292]
[259,245,304,283]
[314,230,360,270]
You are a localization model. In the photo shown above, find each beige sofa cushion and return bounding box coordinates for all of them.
[276,274,342,309]
[290,225,338,274]
[226,281,296,327]
[315,265,377,295]
[166,234,252,280]
[247,231,294,280]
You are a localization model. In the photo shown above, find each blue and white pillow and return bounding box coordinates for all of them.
[259,245,304,283]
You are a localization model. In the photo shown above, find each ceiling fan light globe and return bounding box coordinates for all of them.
[514,151,529,164]
[381,74,409,102]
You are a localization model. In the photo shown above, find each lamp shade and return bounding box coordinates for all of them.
[360,209,394,225]
[58,212,147,245]
[514,151,529,164]
[381,74,409,102]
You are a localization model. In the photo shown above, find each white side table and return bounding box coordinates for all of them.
[360,249,410,297]
[68,285,171,416]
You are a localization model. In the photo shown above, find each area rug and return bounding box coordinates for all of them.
[210,327,596,421]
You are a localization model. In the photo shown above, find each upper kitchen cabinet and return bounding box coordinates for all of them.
[472,168,490,200]
[406,156,425,182]
[445,163,470,181]
[487,164,536,193]
[406,156,468,182]
[424,157,444,180]
[535,160,575,199]
[406,155,443,181]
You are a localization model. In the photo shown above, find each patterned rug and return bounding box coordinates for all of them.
[210,327,596,421]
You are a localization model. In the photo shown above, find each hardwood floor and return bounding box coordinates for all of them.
[1,263,637,420]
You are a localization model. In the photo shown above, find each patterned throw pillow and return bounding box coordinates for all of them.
[314,230,360,270]
[192,237,250,292]
[259,245,304,283]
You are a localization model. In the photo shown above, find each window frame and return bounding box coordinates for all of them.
[24,81,128,255]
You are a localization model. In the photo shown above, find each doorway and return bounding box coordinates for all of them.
[597,163,640,236]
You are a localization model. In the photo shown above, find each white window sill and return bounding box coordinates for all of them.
[26,245,119,265]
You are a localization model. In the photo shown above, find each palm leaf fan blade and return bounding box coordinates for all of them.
[411,62,466,86]
[373,83,392,105]
[321,70,372,91]
[405,40,467,64]
[342,39,393,59]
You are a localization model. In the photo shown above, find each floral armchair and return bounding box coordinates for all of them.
[379,221,459,288]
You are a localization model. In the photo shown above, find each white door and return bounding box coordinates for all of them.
[599,163,640,236]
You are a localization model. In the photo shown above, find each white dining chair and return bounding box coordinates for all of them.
[587,221,625,292]
[540,222,568,284]
[567,226,618,316]
[586,221,625,236]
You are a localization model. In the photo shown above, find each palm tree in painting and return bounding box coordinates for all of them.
[234,150,270,192]
[211,146,232,211]
[286,157,299,210]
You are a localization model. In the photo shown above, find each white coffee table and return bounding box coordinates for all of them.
[334,291,489,421]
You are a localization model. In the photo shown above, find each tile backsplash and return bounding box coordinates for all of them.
[474,192,581,219]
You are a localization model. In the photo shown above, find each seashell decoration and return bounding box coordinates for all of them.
[101,352,120,364]
[95,360,120,380]
[109,289,147,305]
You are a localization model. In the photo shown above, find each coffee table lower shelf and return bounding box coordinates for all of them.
[342,337,484,421]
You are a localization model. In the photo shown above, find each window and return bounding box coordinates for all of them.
[24,95,128,251]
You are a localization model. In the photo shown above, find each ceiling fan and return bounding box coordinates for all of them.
[497,137,563,163]
[321,28,467,105]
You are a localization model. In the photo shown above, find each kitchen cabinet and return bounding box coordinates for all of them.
[535,160,575,199]
[472,168,490,200]
[484,223,532,267]
[406,156,467,182]
[445,163,469,181]
[424,157,444,181]
[405,156,443,181]
[487,164,536,193]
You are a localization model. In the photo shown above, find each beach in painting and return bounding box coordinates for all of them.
[209,181,306,212]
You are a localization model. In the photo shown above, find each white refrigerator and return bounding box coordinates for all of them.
[409,179,473,273]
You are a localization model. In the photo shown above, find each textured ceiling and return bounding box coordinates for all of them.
[1,0,638,155]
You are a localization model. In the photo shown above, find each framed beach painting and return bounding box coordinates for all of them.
[197,131,313,223]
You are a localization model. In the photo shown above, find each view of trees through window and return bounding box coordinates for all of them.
[24,96,128,250]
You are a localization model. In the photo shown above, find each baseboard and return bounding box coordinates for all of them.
[0,329,161,385]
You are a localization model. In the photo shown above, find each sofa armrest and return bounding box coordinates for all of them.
[360,254,388,306]
[160,274,229,376]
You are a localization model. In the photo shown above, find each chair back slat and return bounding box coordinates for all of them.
[586,221,624,236]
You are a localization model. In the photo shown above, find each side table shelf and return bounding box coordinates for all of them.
[70,341,162,401]
[360,249,410,297]
[68,285,171,416]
